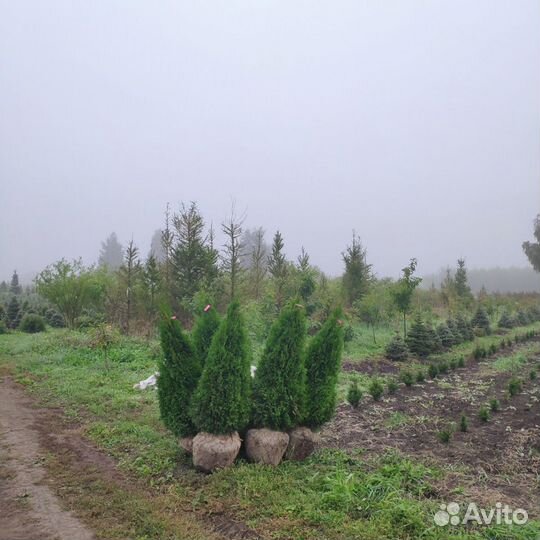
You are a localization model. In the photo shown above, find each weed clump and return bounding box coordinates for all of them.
[460,415,468,432]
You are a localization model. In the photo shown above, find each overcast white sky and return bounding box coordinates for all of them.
[1,1,539,282]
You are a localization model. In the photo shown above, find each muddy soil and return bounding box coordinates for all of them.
[0,377,95,540]
[321,341,540,514]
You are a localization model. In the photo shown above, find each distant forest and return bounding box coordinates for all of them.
[422,267,540,294]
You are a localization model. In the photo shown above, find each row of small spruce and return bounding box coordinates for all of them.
[386,305,540,361]
[438,369,536,443]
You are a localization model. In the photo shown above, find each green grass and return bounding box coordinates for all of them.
[2,329,540,539]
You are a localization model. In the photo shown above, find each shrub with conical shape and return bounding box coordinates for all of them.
[498,310,514,329]
[456,313,474,341]
[446,318,462,343]
[252,302,307,431]
[406,315,432,357]
[516,310,530,327]
[426,324,443,354]
[190,301,251,435]
[471,306,491,334]
[192,304,221,367]
[304,309,344,428]
[6,296,21,329]
[385,333,409,361]
[158,315,201,437]
[437,324,455,349]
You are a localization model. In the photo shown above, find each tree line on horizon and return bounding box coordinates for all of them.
[1,206,539,338]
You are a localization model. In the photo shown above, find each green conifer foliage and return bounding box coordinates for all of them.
[6,296,21,329]
[406,315,432,357]
[516,310,530,326]
[471,306,491,334]
[437,324,455,349]
[385,333,409,361]
[252,303,307,431]
[157,315,201,437]
[456,313,474,341]
[498,310,514,329]
[426,324,443,354]
[190,301,251,434]
[192,304,221,367]
[446,318,462,343]
[304,309,344,428]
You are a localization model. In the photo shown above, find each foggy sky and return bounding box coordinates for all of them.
[1,1,539,283]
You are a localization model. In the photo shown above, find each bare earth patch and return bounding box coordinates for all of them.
[0,377,95,540]
[321,342,540,515]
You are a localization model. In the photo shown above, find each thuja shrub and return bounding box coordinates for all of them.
[489,398,500,412]
[428,364,439,379]
[347,381,362,408]
[508,378,522,397]
[304,309,344,428]
[190,301,252,434]
[416,370,425,383]
[369,378,384,401]
[158,315,201,437]
[400,370,414,387]
[387,379,398,394]
[479,406,490,422]
[437,428,452,444]
[252,302,307,431]
[191,304,221,368]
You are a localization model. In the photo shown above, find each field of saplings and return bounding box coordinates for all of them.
[2,296,540,540]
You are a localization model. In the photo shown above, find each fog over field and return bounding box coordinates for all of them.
[1,1,539,282]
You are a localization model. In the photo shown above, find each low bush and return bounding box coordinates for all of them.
[347,381,362,408]
[19,313,46,333]
[428,364,439,379]
[508,378,522,397]
[460,415,468,432]
[489,398,500,412]
[457,356,465,368]
[369,379,384,401]
[478,406,490,422]
[384,334,409,361]
[387,379,398,394]
[0,320,7,334]
[415,370,425,383]
[437,428,452,444]
[400,370,414,387]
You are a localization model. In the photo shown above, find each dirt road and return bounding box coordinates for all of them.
[0,377,95,540]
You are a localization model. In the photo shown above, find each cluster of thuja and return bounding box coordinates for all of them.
[157,300,344,469]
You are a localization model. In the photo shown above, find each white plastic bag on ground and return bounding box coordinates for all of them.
[133,372,159,390]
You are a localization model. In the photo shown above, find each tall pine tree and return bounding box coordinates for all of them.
[342,232,371,307]
[267,231,288,308]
